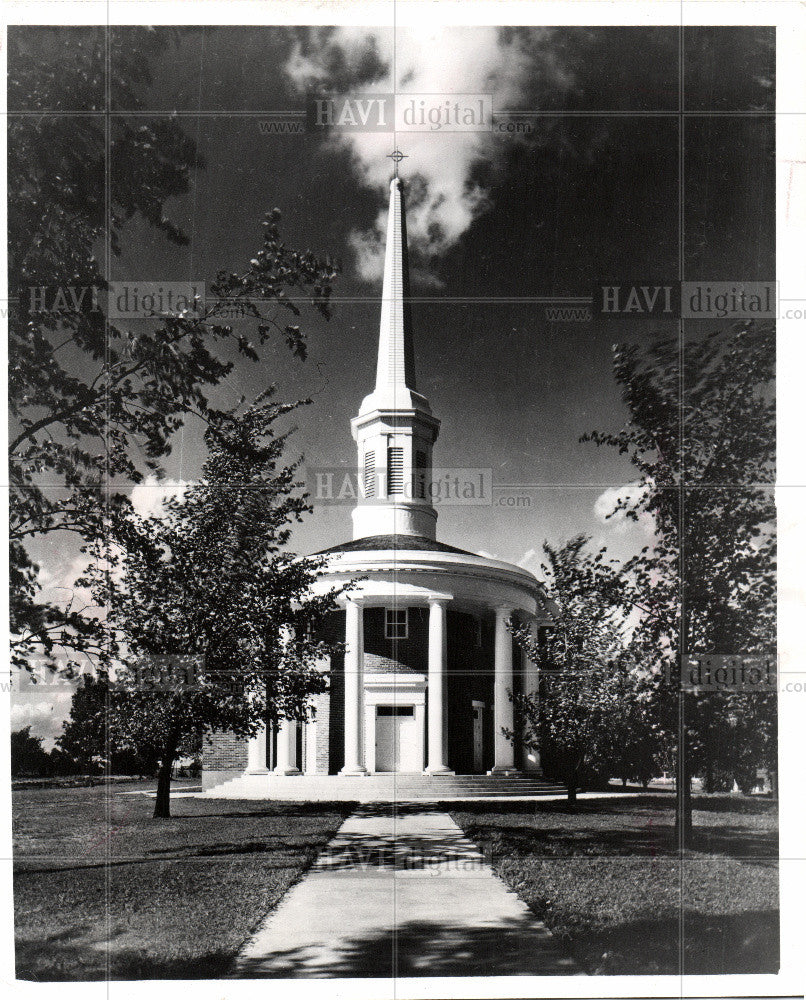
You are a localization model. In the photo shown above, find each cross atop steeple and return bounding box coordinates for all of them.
[387,148,408,178]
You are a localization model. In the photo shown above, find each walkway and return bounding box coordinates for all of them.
[231,803,579,978]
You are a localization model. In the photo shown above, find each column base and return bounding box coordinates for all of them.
[489,766,523,777]
[245,767,270,776]
[425,767,455,775]
[273,767,302,776]
[339,766,369,776]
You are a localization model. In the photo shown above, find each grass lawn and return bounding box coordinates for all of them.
[451,793,779,976]
[13,780,354,980]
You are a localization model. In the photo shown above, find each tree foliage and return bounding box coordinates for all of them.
[8,28,339,674]
[11,727,52,778]
[57,673,168,775]
[510,537,664,804]
[583,320,777,825]
[82,392,346,816]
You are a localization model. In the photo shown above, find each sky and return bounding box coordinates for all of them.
[11,25,775,743]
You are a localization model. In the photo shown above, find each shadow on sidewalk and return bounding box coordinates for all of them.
[235,914,577,978]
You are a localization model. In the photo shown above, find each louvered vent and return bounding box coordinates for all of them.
[387,447,404,495]
[364,450,376,498]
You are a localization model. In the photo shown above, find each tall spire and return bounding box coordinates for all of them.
[350,164,440,541]
[374,177,416,393]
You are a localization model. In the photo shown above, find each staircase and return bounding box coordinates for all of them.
[203,772,566,801]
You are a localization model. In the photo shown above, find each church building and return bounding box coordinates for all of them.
[203,173,557,798]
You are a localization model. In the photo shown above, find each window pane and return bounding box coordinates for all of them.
[385,608,407,638]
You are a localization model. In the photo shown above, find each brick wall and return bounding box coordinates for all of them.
[204,729,248,769]
[313,690,330,773]
[202,729,248,790]
[363,605,428,671]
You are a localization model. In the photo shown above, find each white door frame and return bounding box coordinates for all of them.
[374,705,419,772]
[363,673,426,774]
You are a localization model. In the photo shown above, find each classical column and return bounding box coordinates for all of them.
[274,719,300,775]
[245,723,268,775]
[340,599,367,774]
[492,606,518,774]
[426,598,453,774]
[523,620,542,772]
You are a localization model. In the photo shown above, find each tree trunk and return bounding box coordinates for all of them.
[675,689,693,844]
[674,760,693,844]
[153,734,179,819]
[566,764,579,808]
[703,756,714,794]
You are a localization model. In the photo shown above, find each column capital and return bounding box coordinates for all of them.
[427,596,451,609]
[339,593,369,607]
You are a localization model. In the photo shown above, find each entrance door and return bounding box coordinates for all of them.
[375,706,417,771]
[472,702,484,772]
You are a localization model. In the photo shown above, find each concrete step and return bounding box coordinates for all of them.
[203,772,567,801]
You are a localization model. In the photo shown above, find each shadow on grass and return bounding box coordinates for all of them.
[14,838,318,877]
[146,838,333,858]
[18,921,561,980]
[444,793,777,818]
[572,908,780,976]
[456,819,778,863]
[18,906,778,980]
[15,939,237,981]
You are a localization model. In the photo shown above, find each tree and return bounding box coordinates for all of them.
[509,537,663,805]
[11,727,52,778]
[84,392,346,817]
[583,320,776,836]
[8,27,339,675]
[57,673,164,775]
[600,659,665,788]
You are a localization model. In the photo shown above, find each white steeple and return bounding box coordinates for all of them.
[373,176,417,396]
[351,175,440,540]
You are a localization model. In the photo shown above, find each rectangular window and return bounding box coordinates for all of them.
[385,608,408,639]
[387,446,404,495]
[364,450,376,498]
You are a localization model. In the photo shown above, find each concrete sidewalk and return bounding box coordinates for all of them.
[231,805,579,978]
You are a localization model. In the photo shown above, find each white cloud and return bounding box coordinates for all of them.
[131,476,189,519]
[11,691,74,745]
[517,547,538,569]
[37,552,95,610]
[283,27,575,281]
[593,482,655,536]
